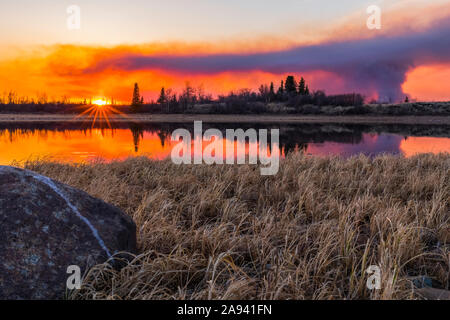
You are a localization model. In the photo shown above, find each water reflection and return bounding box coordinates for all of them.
[0,121,449,164]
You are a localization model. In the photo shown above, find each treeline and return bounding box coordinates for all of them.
[0,75,371,115]
[129,75,365,114]
[0,102,83,114]
[130,82,214,114]
[1,75,449,115]
[0,92,100,114]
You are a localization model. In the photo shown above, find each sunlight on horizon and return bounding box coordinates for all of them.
[92,99,108,106]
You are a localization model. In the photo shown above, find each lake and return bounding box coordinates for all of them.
[0,121,449,165]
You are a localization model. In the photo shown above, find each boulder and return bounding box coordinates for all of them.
[0,166,137,299]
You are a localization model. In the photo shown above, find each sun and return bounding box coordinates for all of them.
[74,97,130,129]
[92,99,108,106]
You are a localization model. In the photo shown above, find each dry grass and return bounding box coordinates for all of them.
[22,153,449,300]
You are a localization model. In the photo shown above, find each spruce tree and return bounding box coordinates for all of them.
[157,87,166,104]
[285,76,297,93]
[298,77,306,95]
[131,83,142,113]
[276,80,284,100]
[131,83,141,106]
[278,80,284,94]
[269,82,275,101]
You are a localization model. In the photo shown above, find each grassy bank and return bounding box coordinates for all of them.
[1,101,450,116]
[22,154,449,300]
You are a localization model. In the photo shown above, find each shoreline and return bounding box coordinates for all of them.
[0,113,449,125]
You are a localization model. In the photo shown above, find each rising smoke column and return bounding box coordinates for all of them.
[85,19,450,102]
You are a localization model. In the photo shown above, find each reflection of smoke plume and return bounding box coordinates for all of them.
[86,19,450,102]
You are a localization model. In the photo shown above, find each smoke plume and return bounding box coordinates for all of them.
[85,19,450,102]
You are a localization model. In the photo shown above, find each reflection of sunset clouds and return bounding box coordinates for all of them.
[0,129,448,165]
[305,133,404,157]
[400,137,450,157]
[177,135,279,162]
[0,129,176,164]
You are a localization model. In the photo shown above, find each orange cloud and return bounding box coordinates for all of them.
[1,42,448,103]
[403,64,450,101]
[0,44,292,102]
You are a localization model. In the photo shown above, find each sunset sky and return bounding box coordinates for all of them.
[1,0,450,103]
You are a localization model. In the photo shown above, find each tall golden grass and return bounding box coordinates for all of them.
[22,153,449,300]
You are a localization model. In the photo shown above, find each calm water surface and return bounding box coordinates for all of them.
[0,122,449,164]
